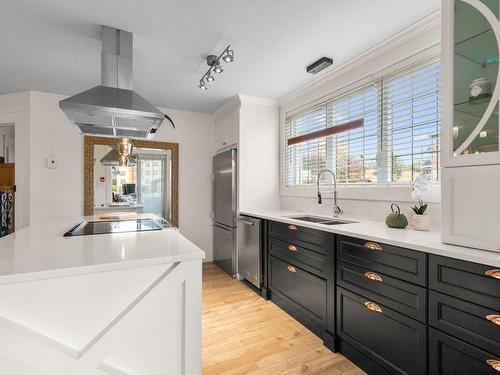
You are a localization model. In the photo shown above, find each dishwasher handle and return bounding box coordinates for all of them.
[236,217,256,226]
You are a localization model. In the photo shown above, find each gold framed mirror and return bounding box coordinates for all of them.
[83,136,178,227]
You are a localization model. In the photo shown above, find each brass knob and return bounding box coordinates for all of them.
[364,242,382,251]
[288,224,298,231]
[364,271,383,282]
[486,315,500,326]
[364,301,382,313]
[288,244,297,252]
[287,265,296,273]
[487,359,500,372]
[485,269,500,279]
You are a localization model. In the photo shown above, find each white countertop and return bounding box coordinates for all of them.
[240,209,500,268]
[0,217,205,284]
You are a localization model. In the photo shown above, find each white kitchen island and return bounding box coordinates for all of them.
[0,218,205,375]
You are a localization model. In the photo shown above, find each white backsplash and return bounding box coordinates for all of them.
[280,196,441,230]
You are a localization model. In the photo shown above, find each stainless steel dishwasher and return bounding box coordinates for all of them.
[237,216,262,289]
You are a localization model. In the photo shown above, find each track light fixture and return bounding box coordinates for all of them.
[198,45,234,90]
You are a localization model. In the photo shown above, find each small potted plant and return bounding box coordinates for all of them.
[411,174,431,231]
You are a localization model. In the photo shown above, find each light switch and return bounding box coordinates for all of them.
[46,158,57,169]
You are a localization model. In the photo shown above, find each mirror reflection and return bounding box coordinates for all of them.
[85,137,178,227]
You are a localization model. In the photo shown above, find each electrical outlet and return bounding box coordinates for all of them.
[46,158,57,169]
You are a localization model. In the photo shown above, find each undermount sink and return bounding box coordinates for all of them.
[286,215,356,225]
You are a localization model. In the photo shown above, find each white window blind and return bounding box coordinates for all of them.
[285,59,440,187]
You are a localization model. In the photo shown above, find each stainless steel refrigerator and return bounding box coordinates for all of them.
[213,149,237,277]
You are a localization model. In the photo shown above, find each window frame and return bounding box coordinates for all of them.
[279,48,442,203]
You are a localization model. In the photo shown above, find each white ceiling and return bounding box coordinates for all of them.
[0,0,440,113]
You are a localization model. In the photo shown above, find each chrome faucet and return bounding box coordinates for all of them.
[317,169,342,218]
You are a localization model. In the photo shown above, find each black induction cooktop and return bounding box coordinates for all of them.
[64,218,163,237]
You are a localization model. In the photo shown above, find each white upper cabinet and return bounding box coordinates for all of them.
[441,0,500,252]
[442,0,500,168]
[214,109,239,151]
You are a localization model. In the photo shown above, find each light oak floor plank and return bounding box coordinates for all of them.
[202,262,365,375]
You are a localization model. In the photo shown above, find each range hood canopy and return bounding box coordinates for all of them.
[100,149,137,167]
[60,26,173,139]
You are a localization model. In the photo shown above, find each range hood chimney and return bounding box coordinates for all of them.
[59,26,174,139]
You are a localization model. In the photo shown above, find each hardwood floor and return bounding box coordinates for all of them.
[202,262,365,375]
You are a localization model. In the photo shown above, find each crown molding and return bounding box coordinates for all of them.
[212,94,278,120]
[279,10,441,106]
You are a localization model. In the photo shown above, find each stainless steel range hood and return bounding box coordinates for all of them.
[59,26,172,139]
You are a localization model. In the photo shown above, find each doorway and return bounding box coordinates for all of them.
[0,124,15,237]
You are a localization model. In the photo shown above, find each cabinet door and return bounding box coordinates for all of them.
[215,119,228,151]
[429,327,500,375]
[225,110,239,147]
[442,0,500,168]
[337,287,427,375]
[441,165,500,251]
[268,256,326,338]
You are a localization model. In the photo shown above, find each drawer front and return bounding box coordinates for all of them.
[268,256,327,321]
[429,255,500,311]
[337,260,427,323]
[337,287,427,375]
[429,327,500,375]
[337,236,427,286]
[268,237,327,277]
[268,221,331,252]
[429,290,500,355]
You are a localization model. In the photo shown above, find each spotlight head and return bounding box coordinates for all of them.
[199,80,207,90]
[213,63,223,73]
[222,50,234,63]
[206,74,215,82]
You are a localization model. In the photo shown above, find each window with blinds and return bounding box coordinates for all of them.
[285,59,440,187]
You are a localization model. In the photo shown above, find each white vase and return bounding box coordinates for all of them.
[413,214,431,231]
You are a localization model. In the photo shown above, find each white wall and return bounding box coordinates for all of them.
[29,91,85,224]
[0,91,216,260]
[154,107,215,260]
[279,13,442,228]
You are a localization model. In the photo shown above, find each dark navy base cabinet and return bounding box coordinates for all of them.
[266,221,335,350]
[262,223,500,374]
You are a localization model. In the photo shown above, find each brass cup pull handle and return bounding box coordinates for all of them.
[288,224,298,231]
[287,265,297,273]
[364,271,383,282]
[487,359,500,372]
[486,315,500,326]
[288,245,297,252]
[364,301,382,313]
[364,242,382,251]
[485,269,500,279]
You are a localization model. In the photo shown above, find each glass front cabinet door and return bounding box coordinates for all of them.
[442,0,500,252]
[443,0,500,167]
